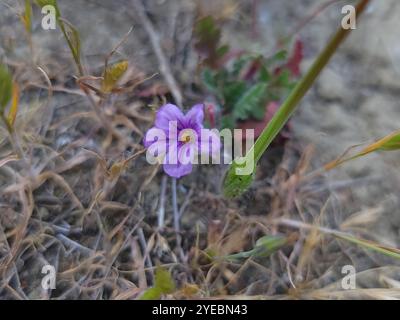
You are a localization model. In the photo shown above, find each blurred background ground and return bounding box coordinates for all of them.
[0,0,399,299]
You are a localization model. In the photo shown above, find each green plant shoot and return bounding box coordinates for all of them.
[223,0,371,198]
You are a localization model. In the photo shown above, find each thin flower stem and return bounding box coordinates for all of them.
[157,175,167,228]
[171,177,185,261]
[171,177,180,232]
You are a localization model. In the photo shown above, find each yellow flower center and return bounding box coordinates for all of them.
[180,130,194,144]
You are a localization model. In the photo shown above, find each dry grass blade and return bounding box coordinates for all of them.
[275,219,400,260]
[324,130,400,171]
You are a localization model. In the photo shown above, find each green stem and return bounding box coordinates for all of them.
[252,0,370,163]
[223,0,370,197]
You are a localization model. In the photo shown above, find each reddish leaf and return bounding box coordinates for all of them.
[274,39,303,78]
[193,16,230,69]
[204,102,217,128]
[286,39,303,77]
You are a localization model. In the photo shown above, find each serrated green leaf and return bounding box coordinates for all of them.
[222,81,246,110]
[201,68,218,93]
[221,115,236,130]
[258,64,271,82]
[249,101,266,120]
[231,54,255,78]
[233,82,267,121]
[0,65,13,113]
[102,60,128,93]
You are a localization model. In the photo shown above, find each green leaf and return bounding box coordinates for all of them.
[267,50,287,64]
[140,287,162,300]
[154,266,175,293]
[201,68,218,93]
[193,16,227,68]
[140,266,176,300]
[64,23,80,63]
[36,0,84,75]
[233,82,267,121]
[275,69,291,87]
[379,132,400,151]
[102,60,128,93]
[231,54,256,78]
[221,115,236,130]
[224,235,287,261]
[194,16,221,49]
[22,0,33,34]
[7,82,19,128]
[0,65,13,113]
[59,19,83,74]
[324,130,400,171]
[258,64,271,82]
[216,45,229,58]
[222,81,246,110]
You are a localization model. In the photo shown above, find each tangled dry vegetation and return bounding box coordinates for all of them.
[0,0,399,300]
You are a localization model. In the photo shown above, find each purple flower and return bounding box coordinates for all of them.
[144,103,220,178]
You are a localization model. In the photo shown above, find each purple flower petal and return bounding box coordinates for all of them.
[143,102,219,179]
[184,104,204,131]
[155,103,185,132]
[178,142,198,165]
[163,162,193,178]
[143,127,166,148]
